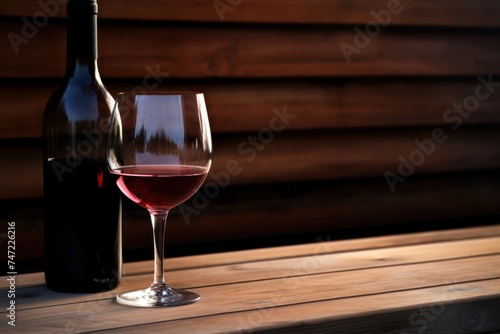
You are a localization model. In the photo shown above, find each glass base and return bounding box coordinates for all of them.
[116,283,200,307]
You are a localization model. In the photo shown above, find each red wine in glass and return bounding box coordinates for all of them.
[112,165,208,211]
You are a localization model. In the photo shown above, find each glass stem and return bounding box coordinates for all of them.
[150,210,169,286]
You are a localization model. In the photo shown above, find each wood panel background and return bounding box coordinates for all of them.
[1,0,500,272]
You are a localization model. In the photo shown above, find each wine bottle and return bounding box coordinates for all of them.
[43,0,122,292]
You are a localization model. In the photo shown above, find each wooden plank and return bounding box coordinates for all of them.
[2,226,499,332]
[2,0,500,27]
[97,283,500,334]
[2,127,500,200]
[89,284,500,334]
[2,22,500,79]
[209,128,500,186]
[91,237,500,297]
[6,225,500,287]
[2,78,500,139]
[7,233,500,294]
[2,255,500,332]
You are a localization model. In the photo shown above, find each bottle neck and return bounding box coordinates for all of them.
[65,1,100,80]
[66,11,98,59]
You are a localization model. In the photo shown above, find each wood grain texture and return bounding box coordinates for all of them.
[6,256,500,320]
[7,235,500,306]
[1,226,499,333]
[2,0,500,27]
[2,127,500,200]
[94,291,500,334]
[117,224,500,273]
[9,224,500,286]
[2,78,500,139]
[2,22,500,79]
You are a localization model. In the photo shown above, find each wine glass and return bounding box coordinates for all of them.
[107,91,212,307]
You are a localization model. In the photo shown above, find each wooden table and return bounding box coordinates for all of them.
[2,225,500,333]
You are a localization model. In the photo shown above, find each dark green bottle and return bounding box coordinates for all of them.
[43,0,122,292]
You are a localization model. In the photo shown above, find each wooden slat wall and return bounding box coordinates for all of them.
[1,1,500,269]
[3,0,500,27]
[3,23,500,78]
